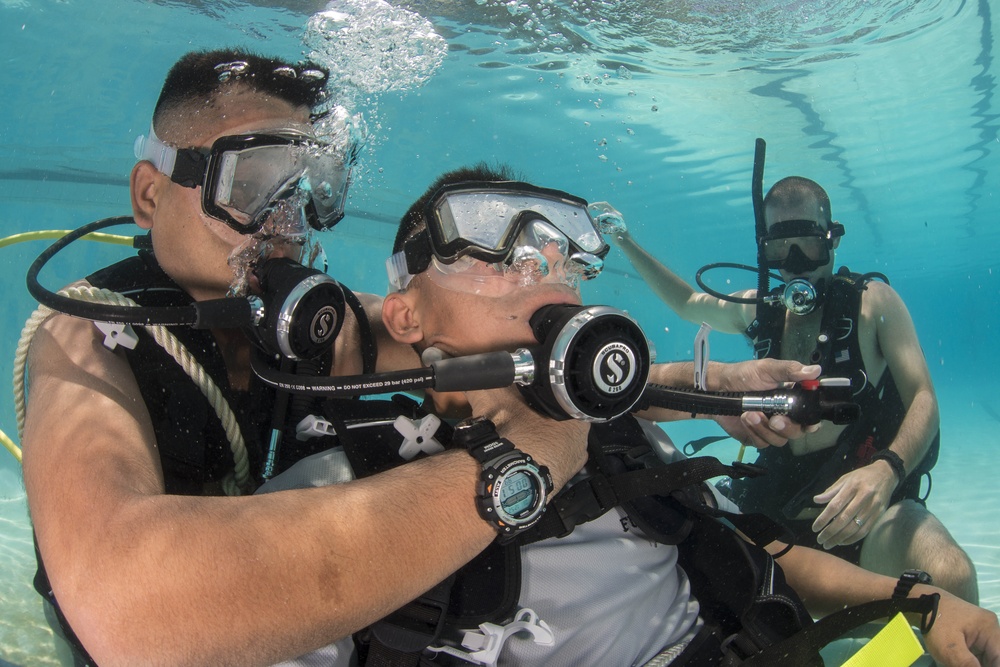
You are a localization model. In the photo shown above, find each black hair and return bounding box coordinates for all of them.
[393,162,522,254]
[152,48,330,131]
[763,176,833,225]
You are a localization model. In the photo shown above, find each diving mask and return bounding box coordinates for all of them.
[760,219,844,273]
[134,124,353,234]
[386,181,610,293]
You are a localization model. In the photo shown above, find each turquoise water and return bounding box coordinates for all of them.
[1,0,999,664]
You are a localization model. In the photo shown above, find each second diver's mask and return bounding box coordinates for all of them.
[134,124,353,234]
[385,181,610,296]
[759,219,844,275]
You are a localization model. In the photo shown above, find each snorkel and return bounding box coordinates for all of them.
[752,138,770,302]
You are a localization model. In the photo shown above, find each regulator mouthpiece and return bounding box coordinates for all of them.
[764,278,819,315]
[249,258,345,360]
[519,304,651,422]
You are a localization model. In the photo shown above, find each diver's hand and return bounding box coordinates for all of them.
[710,358,821,393]
[465,386,589,493]
[714,412,805,449]
[589,201,627,237]
[921,587,1000,666]
[709,359,822,447]
[811,464,896,548]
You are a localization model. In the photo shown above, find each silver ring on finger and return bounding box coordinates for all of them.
[853,517,864,527]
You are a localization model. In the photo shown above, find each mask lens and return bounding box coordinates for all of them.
[205,133,350,233]
[211,143,300,227]
[763,235,828,264]
[429,186,609,263]
[761,220,831,269]
[425,220,586,297]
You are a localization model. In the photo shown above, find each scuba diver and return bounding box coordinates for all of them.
[17,49,823,666]
[254,164,1000,667]
[609,171,979,604]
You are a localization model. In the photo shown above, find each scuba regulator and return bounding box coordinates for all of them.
[26,216,346,362]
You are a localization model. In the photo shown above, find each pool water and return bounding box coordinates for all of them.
[1,0,998,664]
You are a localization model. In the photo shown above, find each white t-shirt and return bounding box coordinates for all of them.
[259,419,708,666]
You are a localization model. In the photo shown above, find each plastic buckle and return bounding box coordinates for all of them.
[427,608,554,666]
[394,414,445,460]
[553,475,613,537]
[94,322,138,350]
[295,415,336,441]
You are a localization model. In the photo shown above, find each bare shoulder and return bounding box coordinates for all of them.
[862,279,904,304]
[22,302,164,529]
[860,279,912,321]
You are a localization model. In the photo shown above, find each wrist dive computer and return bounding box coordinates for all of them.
[453,417,553,540]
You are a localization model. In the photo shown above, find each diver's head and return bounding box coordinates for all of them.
[386,162,608,297]
[761,176,843,282]
[135,48,354,235]
[382,164,610,357]
[131,48,359,298]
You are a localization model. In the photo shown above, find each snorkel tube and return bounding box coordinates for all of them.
[752,137,770,302]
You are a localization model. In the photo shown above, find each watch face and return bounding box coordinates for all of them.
[489,460,547,527]
[498,469,538,518]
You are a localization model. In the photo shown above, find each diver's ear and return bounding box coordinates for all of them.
[130,161,160,230]
[382,290,424,345]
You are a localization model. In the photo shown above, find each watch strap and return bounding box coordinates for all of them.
[893,569,933,599]
[453,417,514,463]
[871,449,906,491]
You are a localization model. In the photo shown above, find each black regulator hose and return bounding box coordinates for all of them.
[695,262,783,305]
[640,380,859,427]
[26,216,253,328]
[250,347,523,397]
[641,384,745,417]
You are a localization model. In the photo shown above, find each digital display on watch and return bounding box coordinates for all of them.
[498,470,536,517]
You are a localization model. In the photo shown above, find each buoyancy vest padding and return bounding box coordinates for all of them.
[85,248,384,489]
[353,414,825,666]
[86,251,273,491]
[738,268,939,521]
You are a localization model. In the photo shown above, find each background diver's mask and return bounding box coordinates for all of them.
[385,181,610,295]
[759,219,845,275]
[134,125,352,234]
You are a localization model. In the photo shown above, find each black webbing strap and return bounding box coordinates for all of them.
[742,594,940,667]
[520,456,767,545]
[366,576,455,666]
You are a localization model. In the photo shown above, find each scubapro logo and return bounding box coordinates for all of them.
[310,306,338,344]
[592,342,636,395]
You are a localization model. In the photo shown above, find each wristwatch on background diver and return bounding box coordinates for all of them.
[453,416,553,541]
[893,569,933,599]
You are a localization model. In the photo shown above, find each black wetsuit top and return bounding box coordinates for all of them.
[728,269,939,563]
